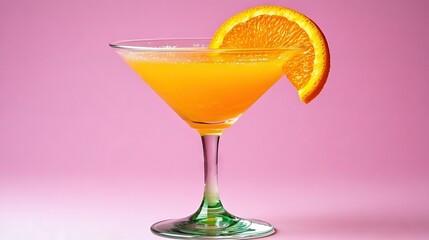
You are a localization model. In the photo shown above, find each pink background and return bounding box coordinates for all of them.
[1,0,428,239]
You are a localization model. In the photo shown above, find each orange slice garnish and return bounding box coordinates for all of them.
[210,6,330,103]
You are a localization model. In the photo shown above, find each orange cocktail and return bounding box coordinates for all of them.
[122,48,289,134]
[110,5,330,240]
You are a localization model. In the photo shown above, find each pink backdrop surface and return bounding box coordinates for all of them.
[1,0,428,239]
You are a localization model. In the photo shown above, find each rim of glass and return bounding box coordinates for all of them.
[109,38,302,53]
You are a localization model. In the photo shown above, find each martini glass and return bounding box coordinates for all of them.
[110,38,300,239]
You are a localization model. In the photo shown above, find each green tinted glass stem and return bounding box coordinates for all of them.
[202,135,221,206]
[151,133,275,236]
[190,134,234,225]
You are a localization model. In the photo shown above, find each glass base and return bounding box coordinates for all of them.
[151,215,275,239]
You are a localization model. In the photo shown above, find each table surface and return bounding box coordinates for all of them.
[1,173,428,240]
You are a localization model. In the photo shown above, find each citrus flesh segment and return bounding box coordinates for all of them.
[210,6,330,103]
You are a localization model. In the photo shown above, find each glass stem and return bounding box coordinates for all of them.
[202,134,221,207]
[191,134,235,224]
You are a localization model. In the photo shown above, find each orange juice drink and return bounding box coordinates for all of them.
[122,51,286,134]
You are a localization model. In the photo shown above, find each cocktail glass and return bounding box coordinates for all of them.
[110,38,300,239]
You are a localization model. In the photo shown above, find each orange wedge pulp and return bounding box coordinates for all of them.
[210,6,330,103]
